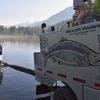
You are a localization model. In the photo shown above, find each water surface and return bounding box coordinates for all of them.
[0,35,40,100]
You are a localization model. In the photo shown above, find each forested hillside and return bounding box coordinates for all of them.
[0,25,41,36]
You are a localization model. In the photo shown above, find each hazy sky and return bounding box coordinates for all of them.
[0,0,73,25]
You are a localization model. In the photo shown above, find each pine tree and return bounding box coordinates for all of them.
[94,0,100,13]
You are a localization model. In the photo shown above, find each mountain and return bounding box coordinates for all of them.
[44,6,74,25]
[16,22,32,27]
[16,6,74,27]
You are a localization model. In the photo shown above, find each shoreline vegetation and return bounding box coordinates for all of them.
[0,34,39,43]
[0,25,42,36]
[0,23,41,43]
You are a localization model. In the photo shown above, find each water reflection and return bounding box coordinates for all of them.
[0,35,40,100]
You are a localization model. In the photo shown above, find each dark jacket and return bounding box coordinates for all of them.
[0,45,2,55]
[83,0,87,2]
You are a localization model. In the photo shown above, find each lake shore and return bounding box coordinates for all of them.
[0,35,39,43]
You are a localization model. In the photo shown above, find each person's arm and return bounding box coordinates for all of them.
[87,0,92,8]
[87,0,93,12]
[74,11,85,24]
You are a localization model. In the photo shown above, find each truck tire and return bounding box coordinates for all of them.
[53,87,77,100]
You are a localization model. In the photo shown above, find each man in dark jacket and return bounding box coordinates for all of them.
[0,45,2,55]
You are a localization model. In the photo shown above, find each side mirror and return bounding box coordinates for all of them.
[51,26,55,31]
[41,23,46,29]
[41,23,46,33]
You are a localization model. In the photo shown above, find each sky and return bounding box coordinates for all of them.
[0,0,73,26]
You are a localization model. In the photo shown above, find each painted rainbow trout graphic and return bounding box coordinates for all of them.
[43,40,100,67]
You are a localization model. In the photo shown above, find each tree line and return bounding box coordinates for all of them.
[94,0,100,13]
[0,25,42,36]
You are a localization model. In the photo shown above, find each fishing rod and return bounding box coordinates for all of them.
[0,60,35,76]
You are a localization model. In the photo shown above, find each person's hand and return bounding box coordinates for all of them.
[74,20,78,25]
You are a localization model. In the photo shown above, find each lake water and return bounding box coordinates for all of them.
[0,35,40,100]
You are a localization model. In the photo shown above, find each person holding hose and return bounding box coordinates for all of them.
[73,0,93,25]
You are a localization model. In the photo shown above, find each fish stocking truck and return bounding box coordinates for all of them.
[34,19,100,99]
[0,14,100,100]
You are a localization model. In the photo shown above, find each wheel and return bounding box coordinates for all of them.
[53,87,77,100]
